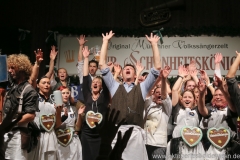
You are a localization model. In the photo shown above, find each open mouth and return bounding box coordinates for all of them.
[126,71,130,74]
[185,101,190,105]
[93,85,97,89]
[157,96,161,100]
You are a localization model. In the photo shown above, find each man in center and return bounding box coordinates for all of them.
[99,31,161,160]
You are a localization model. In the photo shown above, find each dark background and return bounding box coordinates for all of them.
[0,0,240,76]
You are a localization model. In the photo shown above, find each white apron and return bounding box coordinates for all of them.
[28,97,58,160]
[57,105,82,160]
[166,108,205,160]
[111,125,148,160]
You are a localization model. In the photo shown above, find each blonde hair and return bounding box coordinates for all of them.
[7,54,32,78]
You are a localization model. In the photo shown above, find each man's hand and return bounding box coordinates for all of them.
[82,46,90,58]
[77,35,88,46]
[145,33,160,44]
[50,45,58,60]
[102,31,115,42]
[214,53,223,64]
[34,49,43,64]
[162,66,171,78]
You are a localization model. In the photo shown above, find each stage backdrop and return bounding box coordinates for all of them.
[57,35,240,76]
[57,35,240,101]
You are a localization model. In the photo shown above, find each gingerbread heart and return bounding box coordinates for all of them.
[39,114,55,132]
[86,111,103,128]
[207,127,230,149]
[181,126,203,147]
[56,128,73,147]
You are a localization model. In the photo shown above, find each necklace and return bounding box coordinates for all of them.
[92,93,100,101]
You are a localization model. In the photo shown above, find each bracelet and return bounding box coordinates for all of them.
[207,83,213,87]
[178,75,184,79]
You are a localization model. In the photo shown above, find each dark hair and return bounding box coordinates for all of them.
[181,89,196,100]
[123,64,136,73]
[37,75,49,84]
[184,79,195,90]
[89,60,99,68]
[142,72,149,77]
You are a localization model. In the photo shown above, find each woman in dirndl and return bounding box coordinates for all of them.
[166,66,205,160]
[56,86,84,160]
[28,76,62,160]
[198,76,237,160]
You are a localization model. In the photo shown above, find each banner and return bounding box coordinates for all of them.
[57,35,240,76]
[0,55,8,82]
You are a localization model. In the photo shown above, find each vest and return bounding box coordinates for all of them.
[111,84,145,128]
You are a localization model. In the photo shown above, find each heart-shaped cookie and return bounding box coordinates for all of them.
[181,126,203,147]
[86,111,103,128]
[56,128,73,147]
[207,127,230,149]
[39,114,55,132]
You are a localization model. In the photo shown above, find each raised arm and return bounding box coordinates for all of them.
[226,51,240,78]
[29,49,43,88]
[214,53,222,78]
[189,60,199,85]
[99,31,115,70]
[200,69,215,95]
[172,65,188,106]
[77,35,87,62]
[75,105,85,132]
[145,33,161,70]
[213,75,236,112]
[83,46,90,76]
[45,46,58,78]
[197,80,209,117]
[161,66,171,100]
[134,61,144,85]
[113,62,122,81]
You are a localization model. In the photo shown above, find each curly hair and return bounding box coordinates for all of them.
[7,54,32,78]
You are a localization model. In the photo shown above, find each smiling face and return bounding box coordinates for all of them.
[212,89,227,107]
[61,88,71,103]
[37,77,51,95]
[58,68,67,81]
[91,77,102,93]
[181,90,195,109]
[122,65,136,82]
[153,87,162,105]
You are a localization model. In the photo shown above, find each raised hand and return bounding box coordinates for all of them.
[135,61,144,74]
[34,49,43,64]
[114,62,122,74]
[198,79,206,94]
[189,60,197,72]
[145,33,160,44]
[214,53,222,64]
[236,51,240,57]
[78,105,85,115]
[82,46,90,58]
[102,30,115,42]
[107,61,114,72]
[213,74,223,89]
[50,45,58,60]
[189,69,198,77]
[109,127,134,160]
[162,66,171,78]
[199,70,210,84]
[95,108,125,144]
[77,35,88,46]
[178,65,189,77]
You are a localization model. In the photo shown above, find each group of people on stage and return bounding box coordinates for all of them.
[0,30,240,160]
